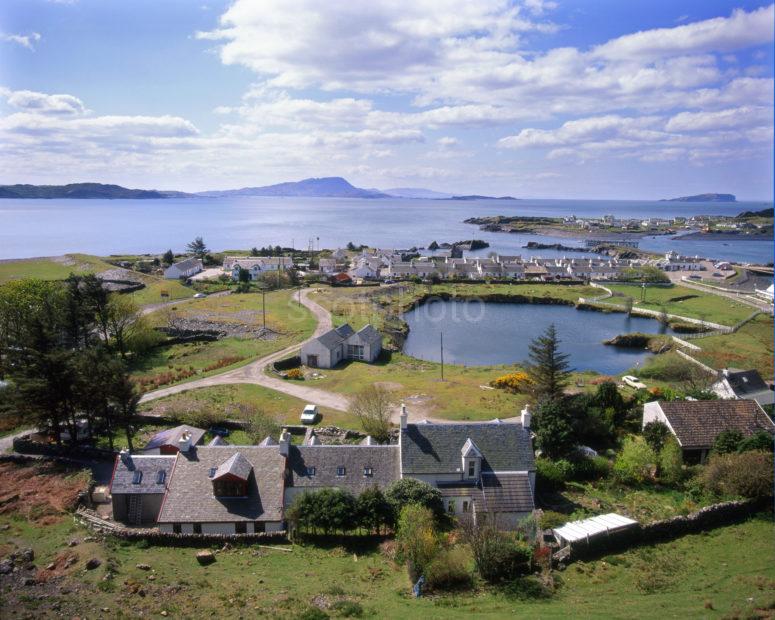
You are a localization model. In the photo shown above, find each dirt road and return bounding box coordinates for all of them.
[139,288,353,412]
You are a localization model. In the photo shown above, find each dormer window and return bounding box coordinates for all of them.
[468,461,476,478]
[461,438,482,480]
[211,453,252,498]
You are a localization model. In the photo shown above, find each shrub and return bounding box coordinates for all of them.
[396,505,439,582]
[424,547,472,591]
[699,451,774,499]
[538,510,569,530]
[285,367,304,380]
[738,431,774,453]
[298,608,329,620]
[329,601,362,618]
[465,524,532,583]
[489,371,532,394]
[643,421,671,453]
[658,437,684,486]
[385,478,444,521]
[613,436,657,485]
[570,455,611,482]
[712,430,744,454]
[287,489,357,535]
[355,488,393,534]
[535,458,572,492]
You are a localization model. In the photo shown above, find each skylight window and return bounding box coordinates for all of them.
[336,466,346,477]
[132,471,143,484]
[156,470,166,484]
[363,467,373,477]
[208,467,217,478]
[306,466,316,477]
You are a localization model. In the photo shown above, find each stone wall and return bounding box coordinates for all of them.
[12,435,116,460]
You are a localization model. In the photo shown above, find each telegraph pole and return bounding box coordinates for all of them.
[262,287,266,330]
[440,331,444,381]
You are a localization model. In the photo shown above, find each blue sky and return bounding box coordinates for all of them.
[0,0,772,199]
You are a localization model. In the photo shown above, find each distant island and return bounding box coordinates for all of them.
[0,183,167,199]
[661,193,736,202]
[0,177,518,201]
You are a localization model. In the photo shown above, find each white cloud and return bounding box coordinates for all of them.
[1,32,41,50]
[4,89,87,115]
[666,106,773,132]
[437,136,459,147]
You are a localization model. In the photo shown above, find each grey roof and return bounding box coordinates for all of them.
[208,435,228,446]
[213,453,253,481]
[400,422,535,475]
[157,446,286,523]
[480,472,534,513]
[143,425,206,452]
[258,436,278,447]
[316,327,347,350]
[170,257,202,272]
[335,324,355,338]
[355,324,382,345]
[110,455,175,495]
[287,445,400,495]
[719,369,771,397]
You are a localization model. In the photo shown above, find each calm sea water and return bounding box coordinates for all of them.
[0,196,772,262]
[402,300,676,375]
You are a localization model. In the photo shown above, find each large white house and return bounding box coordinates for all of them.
[164,257,203,280]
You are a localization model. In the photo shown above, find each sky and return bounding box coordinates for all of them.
[0,0,773,199]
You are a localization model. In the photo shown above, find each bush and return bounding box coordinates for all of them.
[613,436,657,485]
[712,430,744,454]
[396,505,439,582]
[535,458,572,492]
[385,478,444,521]
[658,437,684,486]
[424,547,472,591]
[287,489,357,535]
[285,368,304,380]
[570,455,611,482]
[738,431,774,453]
[297,608,329,620]
[489,371,532,394]
[465,524,533,583]
[643,421,671,453]
[538,510,569,530]
[699,451,774,499]
[329,601,362,618]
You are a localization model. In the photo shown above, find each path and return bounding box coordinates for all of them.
[139,289,231,316]
[139,288,352,412]
[675,277,774,313]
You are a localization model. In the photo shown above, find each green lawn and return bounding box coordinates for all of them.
[693,314,774,377]
[131,290,315,390]
[606,284,755,326]
[138,384,351,428]
[1,511,772,618]
[0,253,114,283]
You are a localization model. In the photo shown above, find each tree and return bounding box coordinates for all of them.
[428,241,439,251]
[385,478,444,521]
[355,487,393,534]
[643,420,671,453]
[396,504,438,582]
[533,398,575,460]
[738,431,774,453]
[162,249,174,265]
[613,435,656,484]
[250,247,260,257]
[463,522,532,583]
[186,236,208,258]
[349,385,393,443]
[713,429,744,454]
[237,266,251,284]
[526,324,571,401]
[658,437,684,485]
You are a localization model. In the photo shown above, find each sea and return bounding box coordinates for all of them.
[0,196,772,263]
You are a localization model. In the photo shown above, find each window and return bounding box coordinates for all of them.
[462,501,469,513]
[447,500,455,514]
[336,466,346,477]
[306,466,316,477]
[132,471,143,485]
[363,467,373,477]
[254,522,265,533]
[468,460,476,478]
[173,523,181,534]
[235,522,247,534]
[193,523,202,534]
[156,470,166,485]
[346,344,364,360]
[213,480,247,497]
[208,467,217,478]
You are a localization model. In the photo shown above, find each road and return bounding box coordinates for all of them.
[673,277,774,313]
[139,288,353,412]
[139,289,231,316]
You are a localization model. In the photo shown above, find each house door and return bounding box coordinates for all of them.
[307,355,318,368]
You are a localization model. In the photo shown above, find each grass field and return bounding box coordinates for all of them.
[131,290,315,389]
[606,283,755,326]
[1,506,773,618]
[138,384,351,428]
[693,314,774,377]
[0,254,114,283]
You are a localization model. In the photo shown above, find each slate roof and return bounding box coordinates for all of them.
[400,422,535,475]
[110,455,175,495]
[157,447,286,523]
[208,435,228,446]
[658,399,775,449]
[287,445,400,495]
[170,257,202,272]
[213,453,253,481]
[480,473,535,513]
[718,369,771,397]
[143,425,206,452]
[354,324,382,345]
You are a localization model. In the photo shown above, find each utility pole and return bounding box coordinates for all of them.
[440,331,444,381]
[262,287,266,330]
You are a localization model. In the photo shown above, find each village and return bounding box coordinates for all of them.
[0,236,773,618]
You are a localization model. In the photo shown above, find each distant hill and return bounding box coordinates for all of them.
[737,207,774,218]
[198,177,388,199]
[0,183,166,199]
[383,187,453,199]
[661,193,736,202]
[442,195,518,201]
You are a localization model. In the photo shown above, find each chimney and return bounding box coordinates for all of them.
[521,405,532,430]
[119,448,131,465]
[178,432,191,453]
[400,403,408,430]
[279,428,291,456]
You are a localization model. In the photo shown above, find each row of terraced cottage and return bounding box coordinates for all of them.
[109,407,537,534]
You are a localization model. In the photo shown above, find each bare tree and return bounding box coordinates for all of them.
[349,385,394,442]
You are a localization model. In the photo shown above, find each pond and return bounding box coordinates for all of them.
[401,300,675,375]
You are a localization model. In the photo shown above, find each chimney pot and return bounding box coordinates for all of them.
[400,404,408,430]
[178,432,192,453]
[521,405,532,430]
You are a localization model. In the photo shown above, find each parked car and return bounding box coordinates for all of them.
[209,426,230,437]
[688,275,701,280]
[622,375,647,390]
[193,293,207,298]
[300,404,319,424]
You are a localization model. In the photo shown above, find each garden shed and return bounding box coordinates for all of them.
[553,513,638,548]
